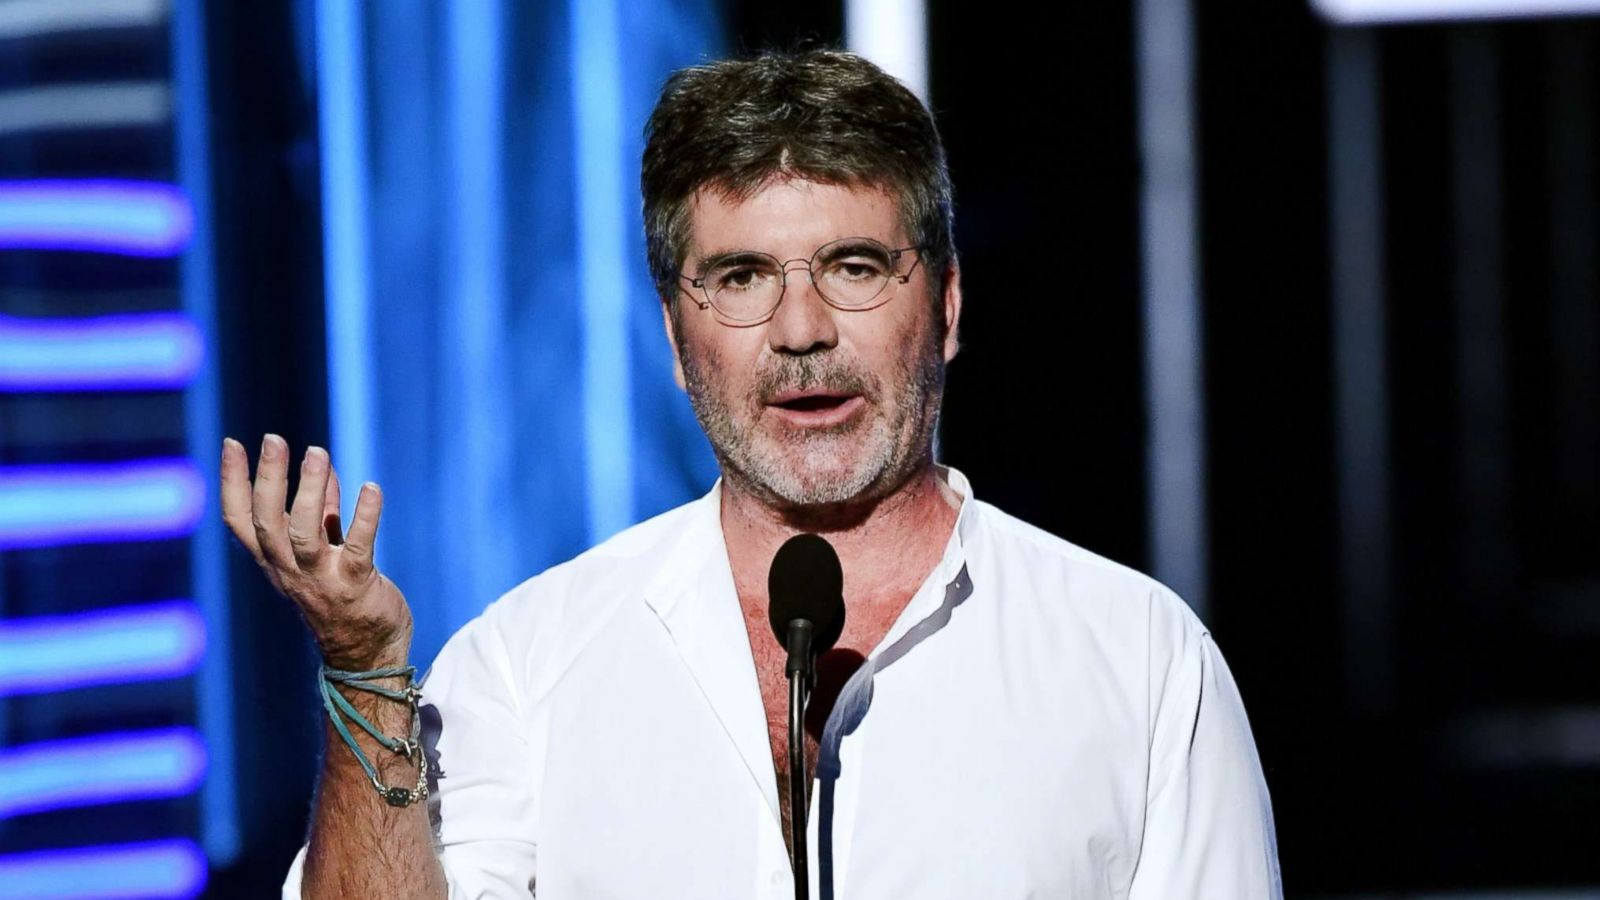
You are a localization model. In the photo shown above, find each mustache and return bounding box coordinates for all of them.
[753,353,874,403]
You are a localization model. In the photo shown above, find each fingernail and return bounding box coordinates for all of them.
[305,446,327,469]
[262,434,280,459]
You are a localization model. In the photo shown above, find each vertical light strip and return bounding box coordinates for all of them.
[1449,30,1513,607]
[570,0,635,543]
[170,0,238,862]
[315,0,379,543]
[443,0,514,623]
[1543,31,1600,520]
[1327,28,1395,714]
[1134,0,1208,616]
[845,0,929,105]
[848,0,930,454]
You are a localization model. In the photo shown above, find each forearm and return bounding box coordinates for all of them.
[302,683,448,900]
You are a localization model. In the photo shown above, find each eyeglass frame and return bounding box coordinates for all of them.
[675,236,928,327]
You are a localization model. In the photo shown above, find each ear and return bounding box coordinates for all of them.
[661,299,688,391]
[940,261,963,364]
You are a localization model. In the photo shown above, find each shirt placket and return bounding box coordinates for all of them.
[812,562,975,900]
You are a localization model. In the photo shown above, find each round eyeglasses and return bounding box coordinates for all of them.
[678,236,925,325]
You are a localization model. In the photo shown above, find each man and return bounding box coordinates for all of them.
[224,48,1281,899]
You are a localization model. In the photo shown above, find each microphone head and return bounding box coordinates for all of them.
[767,533,845,655]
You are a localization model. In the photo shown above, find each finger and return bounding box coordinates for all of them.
[340,481,382,575]
[323,464,344,546]
[219,437,264,561]
[250,434,295,567]
[288,445,331,567]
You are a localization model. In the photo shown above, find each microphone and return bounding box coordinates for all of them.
[766,533,846,900]
[767,533,846,677]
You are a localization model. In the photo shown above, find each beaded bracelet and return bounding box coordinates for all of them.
[318,665,429,807]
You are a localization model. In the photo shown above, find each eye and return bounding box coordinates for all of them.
[716,266,767,291]
[824,256,888,282]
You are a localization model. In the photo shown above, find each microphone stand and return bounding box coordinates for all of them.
[784,619,816,900]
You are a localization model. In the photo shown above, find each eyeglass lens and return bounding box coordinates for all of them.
[700,238,903,321]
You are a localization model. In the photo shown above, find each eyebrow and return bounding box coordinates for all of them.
[692,237,895,271]
[817,238,891,260]
[693,249,773,271]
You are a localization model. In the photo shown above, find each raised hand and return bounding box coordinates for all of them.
[220,434,413,670]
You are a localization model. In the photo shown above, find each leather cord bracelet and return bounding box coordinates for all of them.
[318,664,428,807]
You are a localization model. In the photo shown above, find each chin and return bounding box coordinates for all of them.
[757,446,895,508]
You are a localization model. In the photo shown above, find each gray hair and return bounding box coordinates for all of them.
[641,47,956,316]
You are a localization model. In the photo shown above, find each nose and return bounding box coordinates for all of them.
[765,259,838,355]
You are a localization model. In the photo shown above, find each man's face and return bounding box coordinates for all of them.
[664,177,961,509]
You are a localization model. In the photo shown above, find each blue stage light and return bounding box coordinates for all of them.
[0,728,206,819]
[570,0,637,544]
[0,600,205,697]
[172,0,241,863]
[1312,0,1600,21]
[0,81,171,136]
[0,459,205,550]
[0,0,168,42]
[0,180,192,257]
[0,312,203,392]
[315,0,379,537]
[0,839,205,900]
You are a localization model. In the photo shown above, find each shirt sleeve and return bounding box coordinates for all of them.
[1129,617,1283,899]
[281,603,541,899]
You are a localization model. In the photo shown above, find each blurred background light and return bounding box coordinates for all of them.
[1134,0,1208,617]
[845,0,928,104]
[570,0,636,543]
[312,0,377,547]
[311,0,722,668]
[0,728,206,819]
[0,601,205,697]
[0,459,205,549]
[0,82,171,136]
[0,0,166,41]
[1312,0,1600,22]
[0,312,203,392]
[169,0,238,864]
[0,180,192,256]
[0,839,205,900]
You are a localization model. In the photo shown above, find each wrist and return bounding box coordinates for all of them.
[317,664,428,805]
[318,632,412,672]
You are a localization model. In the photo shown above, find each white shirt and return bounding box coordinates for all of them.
[283,466,1282,899]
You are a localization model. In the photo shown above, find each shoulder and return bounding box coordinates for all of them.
[428,494,707,701]
[500,495,703,611]
[970,498,1205,641]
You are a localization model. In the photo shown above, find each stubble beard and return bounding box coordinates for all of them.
[677,320,945,511]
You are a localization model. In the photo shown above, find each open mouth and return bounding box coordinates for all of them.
[774,394,853,412]
[766,391,865,424]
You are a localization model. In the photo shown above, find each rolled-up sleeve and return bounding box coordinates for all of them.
[1130,614,1283,899]
[282,601,541,899]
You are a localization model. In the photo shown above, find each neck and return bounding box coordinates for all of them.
[720,461,963,624]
